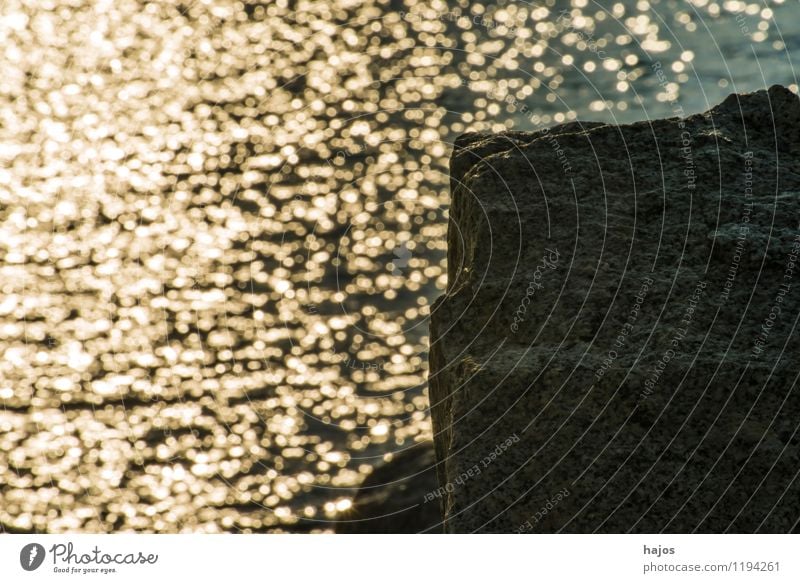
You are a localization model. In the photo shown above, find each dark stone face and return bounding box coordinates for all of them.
[429,85,800,533]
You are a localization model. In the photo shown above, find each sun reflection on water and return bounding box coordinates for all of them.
[0,0,796,532]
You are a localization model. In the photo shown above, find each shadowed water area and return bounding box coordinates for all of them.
[0,0,797,532]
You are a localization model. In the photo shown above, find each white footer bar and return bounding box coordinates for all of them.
[1,534,796,582]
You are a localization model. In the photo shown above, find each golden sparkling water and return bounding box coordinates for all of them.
[0,0,794,532]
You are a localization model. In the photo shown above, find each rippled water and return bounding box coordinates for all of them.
[1,0,798,533]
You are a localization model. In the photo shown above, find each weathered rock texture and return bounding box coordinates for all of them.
[429,85,800,533]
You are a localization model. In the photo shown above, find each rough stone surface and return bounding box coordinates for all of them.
[429,85,800,533]
[336,441,442,533]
